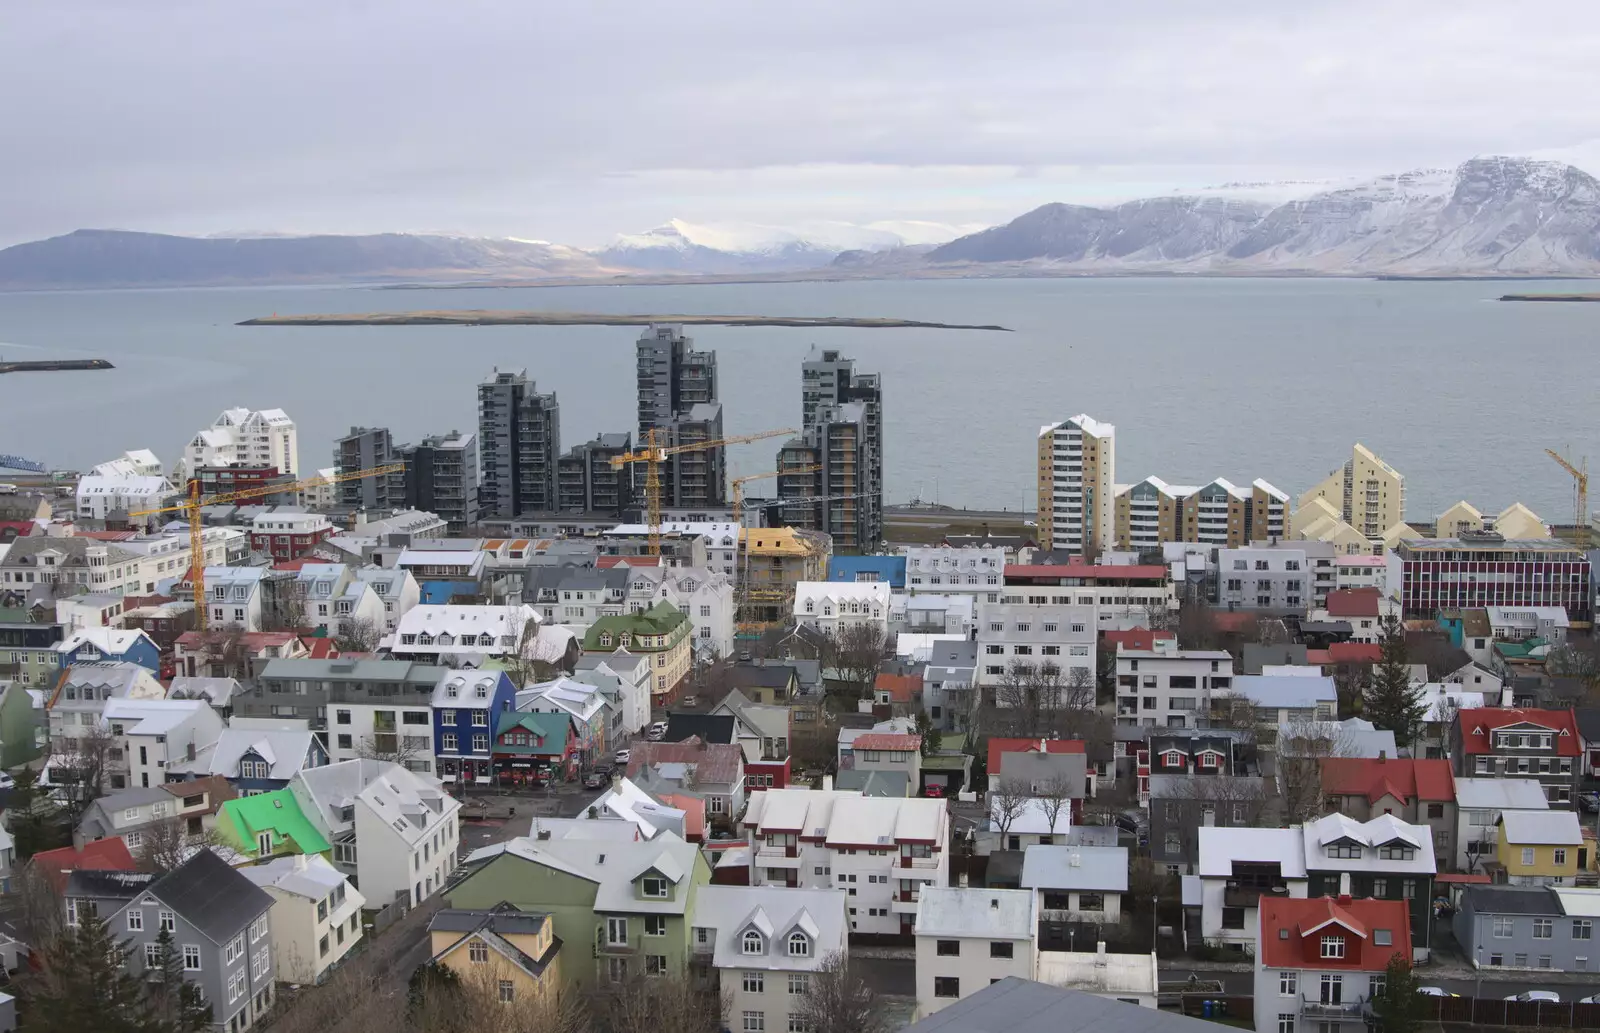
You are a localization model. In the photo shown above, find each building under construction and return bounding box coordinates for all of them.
[775,347,883,554]
[737,525,831,635]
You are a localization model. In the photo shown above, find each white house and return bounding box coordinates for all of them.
[76,475,174,522]
[792,582,891,638]
[92,448,165,479]
[203,567,269,631]
[1114,640,1234,729]
[914,887,1037,1015]
[182,407,298,478]
[982,796,1075,856]
[1020,845,1129,925]
[576,651,653,737]
[239,854,365,985]
[101,698,224,789]
[353,764,460,906]
[1036,947,1160,1008]
[1454,777,1551,872]
[1230,675,1338,725]
[293,564,387,640]
[691,885,848,1033]
[352,566,421,631]
[900,546,1007,602]
[1486,606,1571,645]
[325,692,436,772]
[389,604,541,663]
[47,662,167,749]
[891,594,977,638]
[974,601,1098,692]
[628,566,736,659]
[1251,896,1412,1033]
[742,788,949,936]
[1195,827,1310,952]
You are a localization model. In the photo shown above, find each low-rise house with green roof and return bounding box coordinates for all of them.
[448,823,709,989]
[581,602,692,707]
[493,710,575,785]
[215,788,333,862]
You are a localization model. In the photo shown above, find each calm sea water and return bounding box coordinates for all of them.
[1,277,1597,522]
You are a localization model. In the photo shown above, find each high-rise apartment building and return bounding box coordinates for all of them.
[556,433,634,516]
[1113,476,1290,550]
[333,426,405,509]
[399,431,479,534]
[1299,443,1405,541]
[774,348,884,553]
[1035,415,1114,558]
[182,408,298,480]
[477,369,560,519]
[635,325,725,510]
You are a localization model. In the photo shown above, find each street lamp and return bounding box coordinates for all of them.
[1476,943,1483,1002]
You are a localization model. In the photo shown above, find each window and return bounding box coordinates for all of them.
[145,943,161,968]
[743,930,764,955]
[1494,917,1514,938]
[183,945,202,970]
[160,911,175,932]
[1489,953,1503,967]
[1278,1015,1295,1033]
[1427,803,1445,819]
[1326,842,1362,859]
[1523,848,1536,866]
[606,917,628,946]
[1539,956,1553,969]
[127,910,143,932]
[990,942,1013,959]
[933,977,960,998]
[469,941,489,963]
[787,932,811,957]
[1374,930,1393,946]
[1320,935,1344,959]
[1078,893,1105,912]
[1556,849,1569,866]
[789,973,810,996]
[937,940,961,957]
[1575,920,1593,940]
[1515,953,1528,967]
[642,876,669,898]
[498,980,515,1003]
[1319,973,1343,1004]
[743,971,765,993]
[645,915,667,936]
[1372,879,1389,897]
[336,710,351,725]
[1534,919,1554,939]
[1279,972,1297,996]
[743,1012,766,1033]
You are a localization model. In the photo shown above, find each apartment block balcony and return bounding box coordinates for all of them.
[1299,997,1365,1019]
[890,895,921,915]
[755,846,802,868]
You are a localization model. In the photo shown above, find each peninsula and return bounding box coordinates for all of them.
[0,357,114,374]
[1499,293,1600,302]
[236,310,1011,331]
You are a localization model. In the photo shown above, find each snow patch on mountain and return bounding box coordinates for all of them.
[596,218,982,272]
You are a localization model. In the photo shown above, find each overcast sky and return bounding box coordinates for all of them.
[5,0,1599,248]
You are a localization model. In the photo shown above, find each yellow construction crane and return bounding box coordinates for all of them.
[610,427,795,554]
[731,465,820,527]
[1546,448,1590,550]
[129,463,406,629]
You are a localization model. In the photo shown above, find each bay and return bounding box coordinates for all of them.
[1,276,1597,524]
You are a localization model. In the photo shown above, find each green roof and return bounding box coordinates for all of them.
[940,733,969,754]
[922,753,972,771]
[220,789,331,855]
[581,601,688,650]
[494,710,571,757]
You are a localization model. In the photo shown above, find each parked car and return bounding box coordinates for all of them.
[614,749,631,765]
[583,772,607,790]
[1505,992,1561,1003]
[0,772,15,790]
[923,784,945,799]
[1417,987,1458,997]
[681,696,700,708]
[1580,792,1600,814]
[1578,995,1600,1005]
[647,722,668,740]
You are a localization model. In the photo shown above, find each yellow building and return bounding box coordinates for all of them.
[1113,476,1289,550]
[1037,414,1115,558]
[427,906,563,1003]
[1496,811,1584,886]
[1299,443,1406,541]
[582,602,693,703]
[739,526,830,630]
[1436,500,1549,540]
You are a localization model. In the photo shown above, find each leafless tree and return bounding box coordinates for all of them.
[791,951,891,1033]
[1080,776,1135,828]
[186,623,252,679]
[1547,643,1600,683]
[1275,718,1358,825]
[56,726,117,820]
[497,611,546,687]
[1178,601,1222,651]
[333,616,384,653]
[356,732,423,767]
[1256,617,1290,646]
[136,817,223,874]
[827,623,889,701]
[1208,693,1259,741]
[263,579,310,633]
[11,859,64,953]
[1034,772,1076,834]
[412,960,592,1033]
[593,964,725,1033]
[988,777,1032,839]
[990,661,1095,736]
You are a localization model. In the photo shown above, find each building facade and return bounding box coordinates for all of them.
[478,368,561,520]
[1397,535,1592,623]
[636,324,725,511]
[400,432,480,534]
[556,433,634,516]
[333,426,405,509]
[774,347,884,553]
[1036,414,1115,559]
[1299,443,1406,541]
[183,407,298,479]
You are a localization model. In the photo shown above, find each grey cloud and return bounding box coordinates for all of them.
[3,0,1598,244]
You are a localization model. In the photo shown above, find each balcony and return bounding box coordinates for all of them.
[755,847,802,868]
[890,895,920,915]
[1300,997,1364,1018]
[1223,884,1289,908]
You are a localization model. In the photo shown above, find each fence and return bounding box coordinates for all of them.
[1429,995,1600,1029]
[368,896,410,937]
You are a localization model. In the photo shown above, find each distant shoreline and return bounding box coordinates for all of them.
[1498,293,1600,302]
[237,310,1012,331]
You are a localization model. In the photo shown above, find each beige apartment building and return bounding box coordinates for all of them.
[1036,414,1115,558]
[1113,476,1289,550]
[1298,443,1406,540]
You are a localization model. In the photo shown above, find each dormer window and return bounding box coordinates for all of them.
[1320,935,1345,959]
[1326,841,1362,859]
[1377,844,1416,861]
[1162,750,1184,767]
[475,684,488,699]
[805,601,815,614]
[642,876,668,898]
[599,634,613,647]
[742,931,764,955]
[1199,752,1219,769]
[787,932,811,957]
[479,633,494,646]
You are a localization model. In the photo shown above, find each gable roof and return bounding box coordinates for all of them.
[692,885,848,971]
[147,848,274,944]
[1327,641,1383,664]
[1324,588,1382,618]
[221,789,333,854]
[494,710,572,754]
[986,737,1085,774]
[427,905,558,979]
[832,769,910,797]
[30,839,137,894]
[873,671,923,703]
[1258,895,1410,970]
[664,713,737,745]
[900,978,1223,1033]
[848,733,921,752]
[627,738,744,787]
[1319,758,1455,805]
[1500,810,1583,846]
[209,720,319,779]
[1458,708,1581,756]
[238,853,358,902]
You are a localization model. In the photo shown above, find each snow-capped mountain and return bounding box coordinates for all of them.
[594,218,978,273]
[922,157,1600,276]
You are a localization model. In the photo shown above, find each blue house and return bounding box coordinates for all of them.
[54,628,161,676]
[827,555,907,590]
[206,720,328,795]
[431,668,516,785]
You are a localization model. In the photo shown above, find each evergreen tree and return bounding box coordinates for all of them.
[149,928,212,1033]
[914,712,943,757]
[1362,613,1426,747]
[21,914,166,1033]
[1370,954,1424,1033]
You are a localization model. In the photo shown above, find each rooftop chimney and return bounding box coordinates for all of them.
[822,775,833,792]
[1339,872,1352,897]
[958,873,969,889]
[1095,942,1107,966]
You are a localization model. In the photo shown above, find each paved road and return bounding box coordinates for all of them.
[1162,965,1600,1001]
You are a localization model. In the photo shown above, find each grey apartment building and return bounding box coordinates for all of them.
[775,347,884,552]
[399,431,479,534]
[636,324,725,511]
[477,369,560,519]
[557,433,634,516]
[333,426,405,509]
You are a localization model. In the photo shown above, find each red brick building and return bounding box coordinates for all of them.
[248,512,334,561]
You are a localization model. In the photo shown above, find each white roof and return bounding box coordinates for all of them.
[1414,683,1486,723]
[1260,665,1330,678]
[1552,888,1600,918]
[1037,950,1158,996]
[1453,777,1551,812]
[1500,810,1583,846]
[1303,813,1436,873]
[793,581,892,607]
[1232,674,1337,708]
[693,885,849,972]
[239,853,363,905]
[582,776,687,840]
[394,605,540,652]
[57,627,152,656]
[76,474,169,497]
[825,794,945,846]
[1487,606,1570,629]
[1196,827,1308,879]
[1020,845,1129,892]
[358,766,458,845]
[100,698,209,737]
[990,796,1073,836]
[431,669,503,707]
[209,719,316,780]
[396,547,485,569]
[519,677,608,724]
[914,887,1035,939]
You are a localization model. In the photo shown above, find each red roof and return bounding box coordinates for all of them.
[176,630,299,651]
[1258,896,1411,971]
[1320,758,1455,804]
[1102,628,1177,652]
[626,738,744,785]
[597,555,661,569]
[1325,588,1382,618]
[850,733,922,752]
[874,672,923,704]
[1459,708,1582,756]
[1305,649,1333,665]
[656,792,707,840]
[30,839,137,894]
[299,637,341,659]
[1005,564,1168,581]
[272,558,317,571]
[986,737,1085,774]
[1328,642,1382,664]
[1210,611,1261,633]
